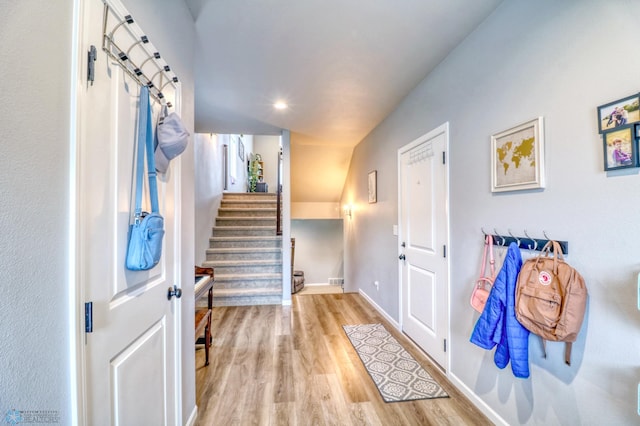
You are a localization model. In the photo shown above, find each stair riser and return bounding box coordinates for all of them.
[222,194,277,201]
[207,265,282,274]
[211,228,277,237]
[212,280,282,290]
[221,202,278,209]
[212,295,282,307]
[217,209,277,217]
[207,193,283,306]
[215,218,277,227]
[210,239,282,249]
[206,251,282,261]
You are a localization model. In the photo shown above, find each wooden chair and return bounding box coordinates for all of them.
[195,266,214,366]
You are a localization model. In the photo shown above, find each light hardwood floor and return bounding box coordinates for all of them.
[195,292,491,425]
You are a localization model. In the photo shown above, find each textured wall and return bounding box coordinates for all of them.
[0,1,74,422]
[342,1,640,424]
[194,133,225,266]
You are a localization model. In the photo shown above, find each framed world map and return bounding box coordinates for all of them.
[491,117,545,193]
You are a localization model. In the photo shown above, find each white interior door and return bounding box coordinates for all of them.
[77,1,181,424]
[398,123,449,369]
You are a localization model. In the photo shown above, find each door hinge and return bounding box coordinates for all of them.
[444,339,447,352]
[85,302,93,333]
[443,245,447,258]
[442,151,446,164]
[87,45,97,86]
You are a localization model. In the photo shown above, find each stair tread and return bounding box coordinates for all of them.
[204,259,281,265]
[213,287,282,296]
[207,192,283,306]
[207,247,281,252]
[212,272,282,279]
[212,226,277,229]
[216,216,277,219]
[222,200,277,203]
[218,207,276,211]
[210,236,281,240]
[213,287,282,293]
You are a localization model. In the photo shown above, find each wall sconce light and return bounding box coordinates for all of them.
[343,204,353,219]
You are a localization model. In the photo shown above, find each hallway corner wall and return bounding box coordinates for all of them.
[194,133,225,266]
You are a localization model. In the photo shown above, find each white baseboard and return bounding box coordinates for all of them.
[357,289,400,331]
[448,372,508,426]
[185,405,198,426]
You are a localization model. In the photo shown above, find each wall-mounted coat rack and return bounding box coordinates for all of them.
[483,229,569,255]
[100,2,179,106]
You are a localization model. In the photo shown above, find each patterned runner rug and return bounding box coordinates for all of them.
[343,323,449,403]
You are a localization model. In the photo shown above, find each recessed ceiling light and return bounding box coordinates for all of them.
[274,101,288,110]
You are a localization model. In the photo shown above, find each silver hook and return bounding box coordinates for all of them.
[126,35,149,58]
[481,227,487,236]
[523,229,537,250]
[109,14,134,39]
[543,230,551,241]
[494,228,505,246]
[508,229,520,246]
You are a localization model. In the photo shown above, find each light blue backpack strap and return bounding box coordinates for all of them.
[140,86,160,213]
[133,86,149,219]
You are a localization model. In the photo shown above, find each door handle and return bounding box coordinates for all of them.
[167,285,182,300]
[399,254,406,260]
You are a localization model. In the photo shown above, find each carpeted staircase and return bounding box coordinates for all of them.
[203,192,283,306]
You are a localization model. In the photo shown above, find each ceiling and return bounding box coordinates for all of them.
[186,0,503,202]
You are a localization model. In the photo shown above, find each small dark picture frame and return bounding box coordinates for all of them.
[368,170,377,203]
[597,93,640,134]
[602,124,637,170]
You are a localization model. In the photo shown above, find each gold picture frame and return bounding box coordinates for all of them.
[491,117,545,193]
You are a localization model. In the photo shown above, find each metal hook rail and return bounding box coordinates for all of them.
[101,3,179,106]
[482,228,568,254]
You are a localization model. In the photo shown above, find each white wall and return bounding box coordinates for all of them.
[194,133,225,266]
[291,220,344,284]
[0,1,74,422]
[342,1,640,424]
[0,1,196,424]
[253,135,280,192]
[219,134,252,193]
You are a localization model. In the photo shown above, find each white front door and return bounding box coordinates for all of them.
[398,123,449,369]
[77,1,181,424]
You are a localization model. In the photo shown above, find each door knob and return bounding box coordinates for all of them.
[167,285,182,300]
[399,254,406,260]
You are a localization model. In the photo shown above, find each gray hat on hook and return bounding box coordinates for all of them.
[155,105,189,173]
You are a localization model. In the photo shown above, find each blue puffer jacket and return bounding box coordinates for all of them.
[470,242,530,378]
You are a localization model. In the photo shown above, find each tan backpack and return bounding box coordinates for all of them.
[515,241,588,365]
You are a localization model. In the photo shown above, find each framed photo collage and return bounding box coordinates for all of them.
[597,93,640,171]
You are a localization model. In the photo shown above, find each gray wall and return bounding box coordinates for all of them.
[291,220,344,284]
[0,0,196,423]
[342,1,640,424]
